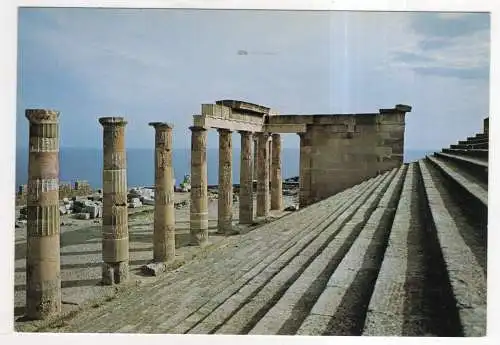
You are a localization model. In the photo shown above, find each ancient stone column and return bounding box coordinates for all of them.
[253,135,258,192]
[99,117,129,285]
[268,136,272,209]
[298,132,312,208]
[256,132,270,217]
[239,130,253,224]
[271,133,283,210]
[25,109,61,320]
[149,122,175,262]
[190,126,208,246]
[217,128,233,234]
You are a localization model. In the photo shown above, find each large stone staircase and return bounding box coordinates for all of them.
[36,122,488,336]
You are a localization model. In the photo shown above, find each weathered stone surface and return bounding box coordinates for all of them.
[99,116,129,285]
[189,126,208,246]
[217,128,233,234]
[25,109,61,320]
[239,131,253,224]
[150,122,176,262]
[256,133,270,217]
[270,133,283,210]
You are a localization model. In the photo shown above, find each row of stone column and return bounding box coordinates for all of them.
[24,110,176,320]
[189,128,283,246]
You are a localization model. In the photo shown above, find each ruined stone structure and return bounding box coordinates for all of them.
[99,117,129,285]
[189,100,411,244]
[25,109,61,319]
[190,100,282,238]
[149,122,176,262]
[16,103,487,337]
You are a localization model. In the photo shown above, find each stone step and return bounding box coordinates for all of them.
[450,142,488,150]
[59,173,379,332]
[426,155,487,208]
[201,170,397,335]
[458,137,488,145]
[152,176,377,333]
[291,165,406,336]
[470,133,488,140]
[433,152,488,184]
[362,162,464,336]
[442,148,488,160]
[418,160,486,336]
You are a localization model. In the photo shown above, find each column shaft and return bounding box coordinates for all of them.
[298,132,312,208]
[149,122,175,262]
[217,129,233,234]
[256,133,270,217]
[190,126,208,246]
[271,133,283,210]
[25,109,61,320]
[99,117,129,285]
[253,136,258,193]
[239,131,253,224]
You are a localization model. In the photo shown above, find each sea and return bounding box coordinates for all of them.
[15,148,436,189]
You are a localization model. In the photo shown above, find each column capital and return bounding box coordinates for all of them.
[99,116,127,127]
[189,125,207,132]
[257,132,271,140]
[149,122,174,130]
[216,127,233,134]
[26,109,59,124]
[238,130,253,135]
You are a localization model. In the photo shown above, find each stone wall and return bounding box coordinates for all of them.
[267,105,410,206]
[305,110,406,204]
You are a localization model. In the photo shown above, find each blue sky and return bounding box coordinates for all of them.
[16,9,490,149]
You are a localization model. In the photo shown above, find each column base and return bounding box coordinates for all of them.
[101,261,129,285]
[26,284,62,320]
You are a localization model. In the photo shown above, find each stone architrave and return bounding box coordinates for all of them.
[271,133,283,210]
[25,109,62,320]
[217,128,233,234]
[239,131,253,224]
[149,122,175,262]
[256,132,270,217]
[99,117,129,285]
[189,126,209,246]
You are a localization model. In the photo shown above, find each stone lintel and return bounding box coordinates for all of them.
[99,117,127,126]
[193,115,264,132]
[26,109,59,124]
[215,99,270,115]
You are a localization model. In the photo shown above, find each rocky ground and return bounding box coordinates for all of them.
[14,189,299,330]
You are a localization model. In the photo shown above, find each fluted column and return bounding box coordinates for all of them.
[239,131,253,224]
[25,109,61,320]
[256,132,270,217]
[217,128,233,234]
[298,131,312,208]
[271,133,283,210]
[99,117,129,285]
[190,126,208,246]
[253,135,258,192]
[149,122,175,262]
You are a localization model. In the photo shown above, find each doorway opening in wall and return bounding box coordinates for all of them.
[280,133,300,210]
